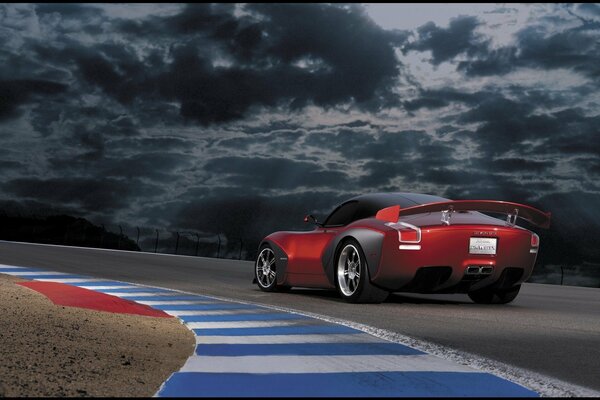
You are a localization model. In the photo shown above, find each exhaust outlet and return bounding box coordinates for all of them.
[480,266,494,274]
[466,266,481,275]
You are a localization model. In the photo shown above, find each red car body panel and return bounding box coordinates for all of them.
[259,193,551,294]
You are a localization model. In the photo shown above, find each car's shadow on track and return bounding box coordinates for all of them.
[264,287,472,305]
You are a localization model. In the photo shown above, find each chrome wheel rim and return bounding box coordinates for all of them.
[337,244,361,296]
[256,248,276,288]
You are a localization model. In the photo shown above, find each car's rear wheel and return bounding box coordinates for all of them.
[335,239,388,304]
[468,284,521,304]
[255,245,278,292]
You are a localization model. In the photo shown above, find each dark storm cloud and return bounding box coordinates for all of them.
[216,129,304,151]
[403,16,489,65]
[204,156,350,189]
[4,177,163,211]
[487,158,555,173]
[458,22,600,80]
[457,99,600,158]
[0,160,22,171]
[47,149,193,184]
[577,3,600,17]
[110,137,193,152]
[456,94,552,156]
[0,79,67,120]
[35,3,101,18]
[107,3,408,124]
[402,88,487,111]
[304,129,450,162]
[102,153,193,181]
[170,190,349,246]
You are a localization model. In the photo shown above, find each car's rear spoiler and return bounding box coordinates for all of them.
[375,200,551,229]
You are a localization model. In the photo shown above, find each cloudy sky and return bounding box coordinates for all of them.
[1,3,599,261]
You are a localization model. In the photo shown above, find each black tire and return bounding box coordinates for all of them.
[255,244,278,292]
[468,284,521,304]
[334,239,389,304]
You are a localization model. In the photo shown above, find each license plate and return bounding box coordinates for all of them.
[469,237,497,255]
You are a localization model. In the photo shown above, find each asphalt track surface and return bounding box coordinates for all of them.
[1,241,599,392]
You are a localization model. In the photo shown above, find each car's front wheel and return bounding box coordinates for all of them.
[335,239,389,303]
[255,245,278,292]
[468,284,521,304]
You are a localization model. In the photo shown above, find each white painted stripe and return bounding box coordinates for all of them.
[164,309,270,317]
[34,278,103,283]
[196,333,380,345]
[180,354,478,374]
[0,265,27,269]
[100,292,180,297]
[186,320,300,329]
[78,285,133,290]
[7,271,70,276]
[135,300,216,306]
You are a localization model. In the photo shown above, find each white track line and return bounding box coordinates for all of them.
[135,300,218,306]
[78,285,134,290]
[98,292,180,297]
[34,278,103,283]
[164,309,273,317]
[186,320,300,329]
[180,354,477,374]
[196,333,380,345]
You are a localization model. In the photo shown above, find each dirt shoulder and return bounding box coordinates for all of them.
[0,274,195,397]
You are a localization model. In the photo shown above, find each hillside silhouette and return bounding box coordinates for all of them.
[0,214,139,251]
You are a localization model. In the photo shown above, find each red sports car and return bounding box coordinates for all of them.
[254,193,551,304]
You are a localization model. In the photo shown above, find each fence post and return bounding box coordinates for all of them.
[216,234,221,258]
[174,232,180,254]
[238,238,243,260]
[194,233,200,257]
[560,265,564,285]
[100,224,105,248]
[154,229,159,253]
[118,225,123,249]
[136,227,140,248]
[63,223,69,245]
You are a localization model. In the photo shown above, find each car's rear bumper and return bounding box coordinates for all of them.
[372,225,538,293]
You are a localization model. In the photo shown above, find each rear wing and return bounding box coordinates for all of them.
[375,200,551,229]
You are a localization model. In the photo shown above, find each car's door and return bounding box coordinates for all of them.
[287,201,360,278]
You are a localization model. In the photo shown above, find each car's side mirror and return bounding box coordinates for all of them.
[304,214,323,227]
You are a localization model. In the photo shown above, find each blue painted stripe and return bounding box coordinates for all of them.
[99,287,172,293]
[158,371,538,397]
[193,324,360,336]
[180,313,309,323]
[152,303,260,311]
[118,295,212,301]
[70,281,136,287]
[195,342,425,356]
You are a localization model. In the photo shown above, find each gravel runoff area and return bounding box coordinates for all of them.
[0,274,195,397]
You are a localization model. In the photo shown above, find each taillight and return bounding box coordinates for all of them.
[386,221,421,250]
[530,233,539,253]
[400,229,419,242]
[531,233,539,247]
